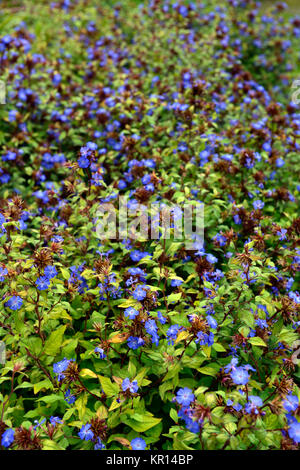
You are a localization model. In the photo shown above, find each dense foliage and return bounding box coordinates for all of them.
[0,0,299,451]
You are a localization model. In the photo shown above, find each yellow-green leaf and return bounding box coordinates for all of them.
[44,325,67,356]
[248,337,267,347]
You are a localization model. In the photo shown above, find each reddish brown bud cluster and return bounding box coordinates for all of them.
[14,426,42,450]
[33,248,53,270]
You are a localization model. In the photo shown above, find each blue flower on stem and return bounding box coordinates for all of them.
[253,200,264,210]
[175,387,195,406]
[170,279,183,287]
[5,295,23,310]
[288,422,300,443]
[64,389,76,404]
[132,285,148,301]
[94,347,106,359]
[131,437,146,450]
[244,395,263,414]
[166,324,181,345]
[94,437,105,450]
[127,336,144,350]
[195,331,214,346]
[53,358,72,381]
[124,307,139,319]
[50,416,62,426]
[44,265,57,279]
[283,394,299,413]
[78,424,94,441]
[1,428,15,448]
[0,266,8,281]
[122,377,138,393]
[231,367,249,385]
[35,275,50,291]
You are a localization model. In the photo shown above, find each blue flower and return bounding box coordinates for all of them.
[170,279,183,287]
[50,416,62,426]
[145,319,159,345]
[8,110,17,122]
[233,214,242,225]
[124,307,139,319]
[206,254,218,264]
[44,265,57,279]
[64,389,76,404]
[33,418,46,430]
[5,295,23,310]
[132,285,147,301]
[94,437,105,450]
[94,347,106,359]
[283,394,299,413]
[276,157,285,168]
[289,291,300,304]
[141,174,151,185]
[86,141,98,151]
[79,146,92,157]
[245,395,263,414]
[53,358,71,381]
[78,424,94,441]
[195,331,214,346]
[185,418,200,434]
[224,357,239,373]
[35,275,50,291]
[52,73,61,86]
[130,250,150,262]
[78,155,90,168]
[0,266,8,281]
[286,277,294,291]
[1,428,15,448]
[145,319,157,335]
[145,183,155,192]
[131,437,146,450]
[175,387,195,406]
[231,367,249,385]
[206,315,218,329]
[127,336,144,350]
[255,318,268,329]
[166,324,181,345]
[122,377,138,393]
[253,200,264,210]
[288,422,300,443]
[277,228,287,240]
[157,311,167,324]
[0,213,6,228]
[118,179,127,190]
[226,399,242,412]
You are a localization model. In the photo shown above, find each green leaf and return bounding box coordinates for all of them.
[173,433,194,450]
[38,394,65,404]
[197,365,219,376]
[121,413,162,432]
[167,293,182,303]
[75,393,88,421]
[44,325,67,356]
[212,342,226,352]
[60,267,70,280]
[170,408,178,423]
[98,375,119,397]
[248,337,267,347]
[80,368,97,379]
[278,328,298,345]
[33,379,53,394]
[43,439,65,450]
[109,398,124,411]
